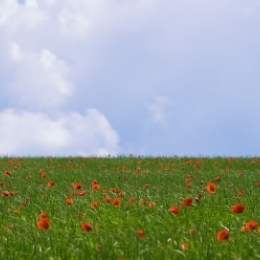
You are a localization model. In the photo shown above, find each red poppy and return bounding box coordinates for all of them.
[113,198,121,207]
[169,206,180,216]
[214,176,221,182]
[82,222,93,232]
[104,197,113,203]
[137,230,145,239]
[217,230,230,242]
[92,184,100,191]
[242,221,258,232]
[47,181,54,188]
[205,183,217,194]
[66,198,74,206]
[148,202,156,209]
[39,211,47,219]
[37,218,50,230]
[1,191,10,197]
[4,170,11,177]
[78,190,86,196]
[128,197,136,203]
[181,198,193,207]
[140,199,147,206]
[143,184,150,189]
[73,183,82,190]
[231,204,245,213]
[91,201,99,209]
[181,243,189,250]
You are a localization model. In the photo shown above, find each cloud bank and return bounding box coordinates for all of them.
[0,0,260,157]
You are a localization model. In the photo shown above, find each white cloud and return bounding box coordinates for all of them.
[9,44,74,110]
[146,96,171,126]
[0,109,120,156]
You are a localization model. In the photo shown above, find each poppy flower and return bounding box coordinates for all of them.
[91,201,99,209]
[181,198,193,207]
[217,230,230,242]
[242,221,258,232]
[143,184,150,189]
[78,190,86,196]
[237,190,243,198]
[137,230,145,239]
[113,198,121,207]
[1,191,10,197]
[66,198,74,206]
[41,173,46,178]
[82,222,93,232]
[140,199,147,206]
[92,184,100,191]
[47,181,54,188]
[231,204,245,213]
[92,180,98,185]
[128,197,136,203]
[181,243,189,250]
[73,183,82,190]
[148,202,156,209]
[37,218,50,230]
[10,191,17,196]
[39,211,47,219]
[205,183,217,194]
[104,197,113,203]
[169,206,180,216]
[214,176,221,182]
[4,170,11,177]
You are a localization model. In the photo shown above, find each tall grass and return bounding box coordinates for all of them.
[1,156,260,259]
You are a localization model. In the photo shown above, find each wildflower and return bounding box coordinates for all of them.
[37,218,50,230]
[73,183,82,190]
[78,190,86,196]
[143,184,150,189]
[181,243,189,250]
[39,211,47,219]
[66,198,74,206]
[137,230,145,239]
[205,183,217,194]
[92,184,100,191]
[47,181,54,188]
[231,204,245,213]
[92,180,98,185]
[169,206,180,216]
[237,190,244,198]
[140,199,147,206]
[10,191,17,196]
[41,173,46,178]
[91,201,99,209]
[214,176,221,182]
[4,170,11,177]
[181,198,193,207]
[242,221,258,232]
[113,198,121,207]
[2,191,10,197]
[104,197,113,203]
[217,230,230,242]
[189,228,196,235]
[148,202,156,209]
[128,197,136,203]
[82,222,93,232]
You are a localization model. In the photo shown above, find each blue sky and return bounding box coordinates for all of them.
[0,0,260,157]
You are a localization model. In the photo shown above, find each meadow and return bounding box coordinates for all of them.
[1,156,260,260]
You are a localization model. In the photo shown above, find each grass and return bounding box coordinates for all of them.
[1,156,260,259]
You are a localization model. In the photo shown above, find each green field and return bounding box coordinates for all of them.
[1,156,260,259]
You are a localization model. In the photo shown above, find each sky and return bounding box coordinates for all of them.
[0,0,260,157]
